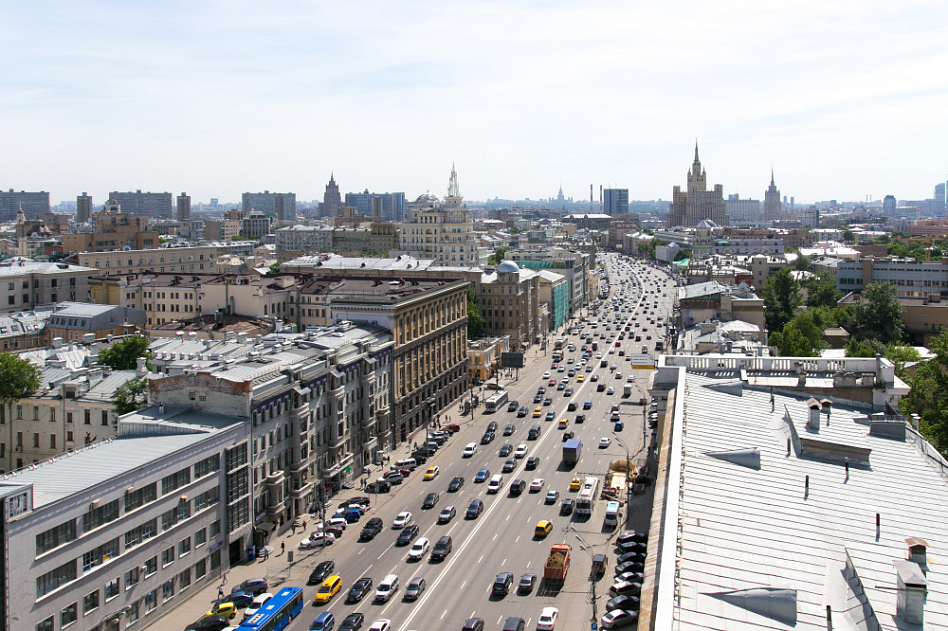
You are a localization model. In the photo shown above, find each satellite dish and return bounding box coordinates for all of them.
[122,245,132,251]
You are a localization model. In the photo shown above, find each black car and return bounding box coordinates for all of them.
[564,388,573,397]
[499,444,513,457]
[396,524,420,545]
[615,531,648,545]
[575,414,586,423]
[185,616,230,631]
[481,431,495,445]
[422,492,440,509]
[486,420,498,432]
[537,386,546,394]
[543,397,553,406]
[615,560,645,575]
[503,424,516,435]
[308,561,336,585]
[597,383,607,392]
[517,406,528,417]
[462,619,485,631]
[465,499,484,519]
[410,451,429,465]
[616,540,648,553]
[562,431,574,442]
[231,577,268,596]
[502,458,516,473]
[346,577,373,603]
[366,480,391,493]
[448,476,464,492]
[616,551,647,565]
[492,572,513,596]
[404,576,427,600]
[360,518,383,540]
[507,401,519,412]
[606,594,641,612]
[509,479,526,496]
[567,402,577,411]
[525,456,540,470]
[339,612,365,631]
[560,498,575,515]
[533,394,544,404]
[222,591,254,608]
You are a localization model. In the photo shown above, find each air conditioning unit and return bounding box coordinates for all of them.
[89,500,99,510]
[140,565,148,573]
[13,446,21,452]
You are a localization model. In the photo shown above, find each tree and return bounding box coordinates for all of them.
[268,262,281,274]
[466,290,485,338]
[899,329,948,454]
[98,335,152,371]
[114,377,148,415]
[673,249,692,262]
[792,253,812,272]
[845,336,887,358]
[488,246,510,266]
[851,282,904,344]
[803,273,842,308]
[0,354,40,420]
[763,268,801,333]
[842,229,855,242]
[770,312,825,357]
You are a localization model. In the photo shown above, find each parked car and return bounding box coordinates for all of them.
[231,578,269,596]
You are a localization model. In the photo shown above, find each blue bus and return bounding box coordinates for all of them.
[237,587,303,631]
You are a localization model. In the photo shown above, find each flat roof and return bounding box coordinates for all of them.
[670,370,948,630]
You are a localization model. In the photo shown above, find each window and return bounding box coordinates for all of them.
[84,410,91,425]
[125,483,157,511]
[195,527,207,547]
[125,566,139,589]
[161,468,191,495]
[124,520,156,548]
[193,454,219,479]
[210,520,220,538]
[83,590,99,614]
[178,567,191,590]
[126,600,139,625]
[105,577,120,601]
[161,579,174,602]
[194,557,207,580]
[36,519,77,555]
[36,560,76,597]
[82,538,118,570]
[36,618,53,631]
[84,499,119,531]
[143,556,157,577]
[162,546,174,567]
[179,537,191,557]
[49,435,56,449]
[143,590,157,614]
[60,602,77,628]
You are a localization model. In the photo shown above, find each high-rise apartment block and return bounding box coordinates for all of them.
[76,192,93,223]
[666,145,729,228]
[108,190,173,219]
[726,194,761,226]
[344,190,406,222]
[603,188,629,215]
[241,191,296,222]
[176,192,191,222]
[0,189,50,221]
[883,195,897,216]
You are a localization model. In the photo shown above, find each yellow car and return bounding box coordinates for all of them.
[314,575,342,604]
[205,602,237,619]
[558,419,569,429]
[576,375,585,383]
[423,466,440,480]
[570,477,582,491]
[535,520,553,538]
[533,407,543,418]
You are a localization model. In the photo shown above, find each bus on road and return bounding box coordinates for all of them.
[575,476,600,517]
[484,390,509,414]
[238,587,303,631]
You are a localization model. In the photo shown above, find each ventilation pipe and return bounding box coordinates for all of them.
[807,398,821,431]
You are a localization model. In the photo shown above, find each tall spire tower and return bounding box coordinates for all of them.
[447,163,461,199]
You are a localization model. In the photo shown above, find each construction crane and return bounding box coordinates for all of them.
[894,234,933,261]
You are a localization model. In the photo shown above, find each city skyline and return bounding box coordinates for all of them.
[2,1,947,205]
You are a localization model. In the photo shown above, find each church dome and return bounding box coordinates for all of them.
[415,193,441,204]
[497,260,520,273]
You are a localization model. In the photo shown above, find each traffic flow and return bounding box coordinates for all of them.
[181,252,679,631]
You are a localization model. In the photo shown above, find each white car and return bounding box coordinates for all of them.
[391,511,413,529]
[599,437,612,448]
[537,606,559,630]
[463,443,478,458]
[299,532,335,549]
[367,620,391,631]
[529,478,545,492]
[627,375,635,382]
[606,387,615,395]
[514,444,528,459]
[407,537,430,560]
[543,371,551,379]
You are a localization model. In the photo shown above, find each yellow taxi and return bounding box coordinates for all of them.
[558,418,569,429]
[570,477,582,491]
[535,520,553,537]
[576,375,585,383]
[205,602,238,619]
[423,466,440,480]
[533,407,543,418]
[314,575,342,604]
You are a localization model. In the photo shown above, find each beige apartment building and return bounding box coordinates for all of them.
[78,245,221,277]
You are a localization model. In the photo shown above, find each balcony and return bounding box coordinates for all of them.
[290,481,314,499]
[324,452,354,478]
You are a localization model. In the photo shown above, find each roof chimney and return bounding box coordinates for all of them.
[895,559,927,625]
[807,398,821,431]
[906,537,928,573]
[136,357,147,377]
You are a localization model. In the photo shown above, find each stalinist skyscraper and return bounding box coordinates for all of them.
[666,143,729,228]
[762,169,781,224]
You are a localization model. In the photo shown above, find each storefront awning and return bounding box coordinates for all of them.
[256,521,276,533]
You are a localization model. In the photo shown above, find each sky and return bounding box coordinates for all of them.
[2,1,948,207]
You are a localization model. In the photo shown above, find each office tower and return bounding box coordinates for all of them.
[108,190,173,219]
[883,195,897,216]
[935,182,946,216]
[666,144,729,228]
[344,190,407,222]
[0,189,50,221]
[76,192,93,223]
[726,195,762,226]
[241,191,296,221]
[603,188,629,215]
[176,192,191,222]
[320,174,342,218]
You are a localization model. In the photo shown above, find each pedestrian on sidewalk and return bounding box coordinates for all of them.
[218,585,224,599]
[281,541,286,555]
[222,572,228,585]
[263,547,269,561]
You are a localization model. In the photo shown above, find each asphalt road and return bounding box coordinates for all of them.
[192,254,678,631]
